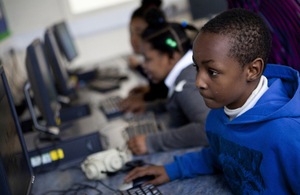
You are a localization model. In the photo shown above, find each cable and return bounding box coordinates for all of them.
[59,164,82,172]
[97,180,119,192]
[42,181,103,195]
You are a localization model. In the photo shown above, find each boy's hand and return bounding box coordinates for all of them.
[128,135,147,155]
[124,166,170,186]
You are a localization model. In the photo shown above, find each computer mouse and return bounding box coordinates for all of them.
[118,181,133,191]
[132,175,155,186]
[118,175,155,191]
[122,159,145,171]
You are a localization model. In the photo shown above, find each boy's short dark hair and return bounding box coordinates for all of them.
[201,8,272,70]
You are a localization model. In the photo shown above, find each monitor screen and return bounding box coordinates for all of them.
[188,0,227,20]
[53,21,78,62]
[25,39,61,128]
[0,65,35,195]
[44,27,73,96]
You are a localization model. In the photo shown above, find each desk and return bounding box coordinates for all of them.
[28,58,232,194]
[31,146,232,195]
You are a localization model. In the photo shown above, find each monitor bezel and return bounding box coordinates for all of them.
[53,21,78,62]
[0,65,35,195]
[44,27,72,96]
[25,38,60,128]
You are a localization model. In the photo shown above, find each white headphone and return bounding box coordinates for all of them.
[81,148,128,180]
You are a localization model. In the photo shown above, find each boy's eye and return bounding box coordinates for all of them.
[208,69,218,76]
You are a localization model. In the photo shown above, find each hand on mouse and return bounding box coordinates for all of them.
[128,135,148,155]
[124,166,170,186]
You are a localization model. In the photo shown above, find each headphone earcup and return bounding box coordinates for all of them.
[83,160,107,180]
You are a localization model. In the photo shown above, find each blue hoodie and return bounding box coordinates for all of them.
[164,64,300,195]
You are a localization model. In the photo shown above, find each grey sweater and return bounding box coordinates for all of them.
[146,65,210,153]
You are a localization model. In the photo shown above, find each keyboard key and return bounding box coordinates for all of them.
[115,183,163,195]
[99,96,124,119]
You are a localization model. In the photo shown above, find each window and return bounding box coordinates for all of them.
[67,0,134,15]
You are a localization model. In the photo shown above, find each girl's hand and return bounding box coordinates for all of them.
[119,97,146,114]
[128,135,147,155]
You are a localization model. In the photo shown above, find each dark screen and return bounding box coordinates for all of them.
[35,45,58,106]
[26,40,61,127]
[54,22,78,62]
[44,28,72,95]
[0,72,33,195]
[188,0,227,20]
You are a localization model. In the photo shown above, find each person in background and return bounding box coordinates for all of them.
[124,8,300,194]
[1,49,28,116]
[123,8,210,155]
[227,0,300,71]
[124,0,168,110]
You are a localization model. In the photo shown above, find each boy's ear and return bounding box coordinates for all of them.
[246,58,264,81]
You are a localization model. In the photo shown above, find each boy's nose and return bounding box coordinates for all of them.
[195,73,207,90]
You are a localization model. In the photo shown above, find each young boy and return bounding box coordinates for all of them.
[124,8,300,194]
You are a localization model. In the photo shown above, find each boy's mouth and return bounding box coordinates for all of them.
[200,93,213,100]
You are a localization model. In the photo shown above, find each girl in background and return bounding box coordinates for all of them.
[123,0,168,111]
[125,8,210,155]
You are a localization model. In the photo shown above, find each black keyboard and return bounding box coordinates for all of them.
[96,67,128,81]
[88,78,120,93]
[99,96,124,119]
[115,184,163,195]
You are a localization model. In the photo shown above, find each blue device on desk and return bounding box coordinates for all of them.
[44,27,77,99]
[25,39,61,135]
[52,21,127,90]
[53,21,78,62]
[52,21,98,82]
[25,40,103,172]
[25,39,90,135]
[0,65,35,195]
[45,26,120,109]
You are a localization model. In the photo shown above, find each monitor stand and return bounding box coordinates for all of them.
[59,103,91,123]
[23,86,103,172]
[23,115,102,173]
[24,82,59,135]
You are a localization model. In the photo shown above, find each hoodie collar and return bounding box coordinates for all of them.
[222,64,300,125]
[165,50,193,98]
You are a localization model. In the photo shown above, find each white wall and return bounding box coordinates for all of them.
[0,0,211,106]
[0,0,190,68]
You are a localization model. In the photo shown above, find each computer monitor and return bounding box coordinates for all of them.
[0,65,35,195]
[188,0,227,20]
[44,27,74,96]
[25,38,61,135]
[53,21,78,62]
